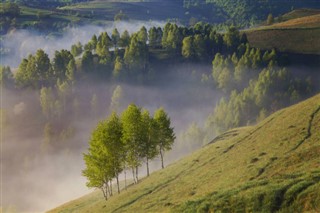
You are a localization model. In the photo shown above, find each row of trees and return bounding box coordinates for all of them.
[11,23,253,89]
[83,105,175,200]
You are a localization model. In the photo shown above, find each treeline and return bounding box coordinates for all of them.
[7,22,251,89]
[83,104,175,200]
[1,21,317,150]
[184,0,320,26]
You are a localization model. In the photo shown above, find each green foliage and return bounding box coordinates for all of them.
[124,33,148,73]
[82,112,124,199]
[141,109,159,176]
[96,32,112,65]
[111,28,120,48]
[113,56,124,80]
[223,26,240,52]
[154,107,175,169]
[148,27,162,48]
[121,104,144,182]
[53,49,74,81]
[119,30,130,48]
[15,49,51,88]
[182,36,194,59]
[109,85,123,112]
[40,87,54,119]
[162,23,183,54]
[267,13,274,25]
[180,122,204,152]
[0,2,20,17]
[0,66,13,87]
[114,11,129,21]
[81,50,94,72]
[71,42,83,57]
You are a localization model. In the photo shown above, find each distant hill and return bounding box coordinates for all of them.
[280,8,320,21]
[245,10,320,55]
[48,93,320,212]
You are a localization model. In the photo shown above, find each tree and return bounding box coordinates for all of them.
[83,112,124,198]
[111,28,120,48]
[148,27,158,48]
[71,42,83,57]
[121,104,144,183]
[137,26,148,44]
[66,59,76,84]
[35,49,52,87]
[141,109,158,176]
[181,122,204,152]
[53,49,74,81]
[124,34,148,72]
[57,80,71,113]
[119,30,130,48]
[104,112,124,194]
[0,66,13,87]
[81,50,94,72]
[267,13,274,25]
[40,87,54,119]
[154,107,175,169]
[193,34,207,60]
[113,56,124,79]
[14,49,52,88]
[96,32,112,65]
[182,36,194,59]
[223,26,240,51]
[110,85,123,112]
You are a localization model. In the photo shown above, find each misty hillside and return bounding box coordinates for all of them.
[48,93,320,212]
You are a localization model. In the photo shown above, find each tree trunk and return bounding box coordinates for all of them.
[160,148,164,169]
[106,183,110,197]
[124,170,127,190]
[102,186,107,201]
[132,167,136,184]
[116,175,120,194]
[136,166,139,182]
[109,180,113,196]
[146,157,149,176]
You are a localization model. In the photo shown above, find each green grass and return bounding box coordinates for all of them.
[281,8,320,21]
[48,93,320,212]
[245,13,320,55]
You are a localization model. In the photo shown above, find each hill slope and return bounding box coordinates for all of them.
[246,10,320,55]
[48,94,320,212]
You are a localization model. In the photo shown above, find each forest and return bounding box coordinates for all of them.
[1,11,320,211]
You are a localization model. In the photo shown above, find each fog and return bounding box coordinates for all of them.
[1,20,166,68]
[1,22,221,212]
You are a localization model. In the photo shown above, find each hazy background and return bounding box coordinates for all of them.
[1,21,221,212]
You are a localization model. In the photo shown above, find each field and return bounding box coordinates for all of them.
[280,8,320,21]
[58,1,195,22]
[48,93,320,212]
[246,10,320,55]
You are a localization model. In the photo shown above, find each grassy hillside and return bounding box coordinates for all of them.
[280,8,320,21]
[246,11,320,55]
[48,93,320,212]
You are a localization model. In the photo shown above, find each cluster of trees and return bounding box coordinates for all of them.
[0,2,21,34]
[4,21,317,152]
[83,105,175,200]
[205,66,312,135]
[11,23,252,89]
[15,49,76,89]
[210,45,277,93]
[0,2,20,17]
[185,0,320,26]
